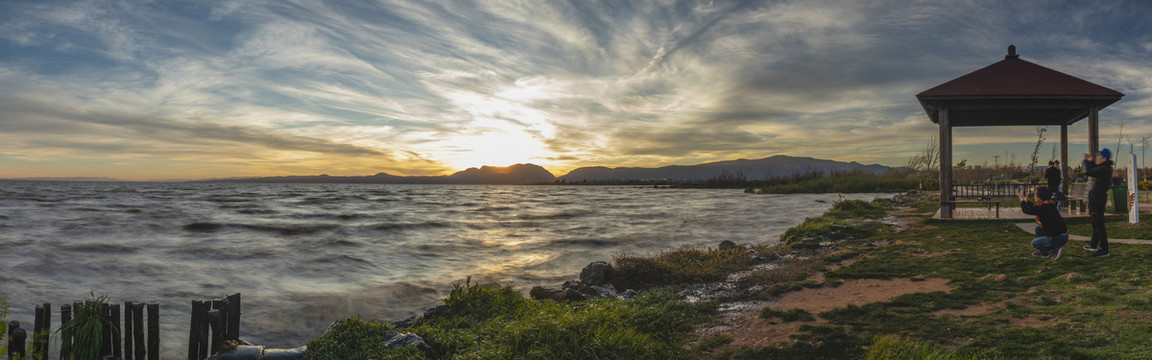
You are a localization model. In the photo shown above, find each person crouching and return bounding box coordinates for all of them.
[1019,186,1068,260]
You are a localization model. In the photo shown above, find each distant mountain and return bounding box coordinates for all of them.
[199,155,900,184]
[558,155,900,182]
[203,163,557,185]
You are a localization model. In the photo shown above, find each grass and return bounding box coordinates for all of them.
[612,247,758,290]
[1,294,8,356]
[737,193,1152,359]
[57,292,117,360]
[306,280,716,359]
[1065,212,1152,240]
[751,174,922,194]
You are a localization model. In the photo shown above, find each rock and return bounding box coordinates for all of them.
[392,316,418,329]
[262,346,308,360]
[580,261,615,285]
[208,345,263,360]
[981,274,1007,282]
[590,284,617,298]
[382,331,431,353]
[530,286,565,301]
[620,289,638,299]
[208,345,307,360]
[563,287,589,301]
[422,305,449,318]
[718,240,738,250]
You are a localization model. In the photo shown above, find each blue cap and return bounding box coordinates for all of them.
[1100,148,1111,160]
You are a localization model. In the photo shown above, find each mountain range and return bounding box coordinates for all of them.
[202,155,899,184]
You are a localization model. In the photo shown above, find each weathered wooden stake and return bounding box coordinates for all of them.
[225,293,241,342]
[133,303,146,360]
[207,309,224,355]
[100,302,112,359]
[61,304,74,359]
[8,320,27,359]
[111,303,123,360]
[147,303,160,360]
[125,301,136,360]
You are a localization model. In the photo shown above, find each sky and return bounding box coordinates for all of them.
[1,0,1151,180]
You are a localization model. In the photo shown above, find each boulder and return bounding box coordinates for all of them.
[580,261,615,285]
[619,289,638,299]
[718,240,738,250]
[530,286,565,301]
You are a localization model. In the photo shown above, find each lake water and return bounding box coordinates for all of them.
[0,181,888,357]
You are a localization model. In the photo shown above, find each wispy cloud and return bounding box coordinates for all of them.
[1,0,1151,179]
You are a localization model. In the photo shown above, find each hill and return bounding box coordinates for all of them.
[558,155,897,182]
[204,163,556,185]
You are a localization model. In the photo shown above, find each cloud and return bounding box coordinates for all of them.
[1,0,1151,179]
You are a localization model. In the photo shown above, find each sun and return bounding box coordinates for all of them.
[443,130,555,170]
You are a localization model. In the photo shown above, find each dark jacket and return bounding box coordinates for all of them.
[1044,166,1061,189]
[1082,159,1114,193]
[1021,201,1067,235]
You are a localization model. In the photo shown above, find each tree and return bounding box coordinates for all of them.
[1028,127,1047,184]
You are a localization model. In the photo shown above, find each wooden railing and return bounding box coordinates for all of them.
[952,183,1041,198]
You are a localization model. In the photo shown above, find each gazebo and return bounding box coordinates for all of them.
[917,45,1124,218]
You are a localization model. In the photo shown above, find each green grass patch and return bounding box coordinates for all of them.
[751,194,1152,359]
[752,174,921,194]
[613,247,756,290]
[1066,212,1152,240]
[306,281,715,359]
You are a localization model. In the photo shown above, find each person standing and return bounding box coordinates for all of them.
[1083,148,1114,257]
[1045,161,1062,193]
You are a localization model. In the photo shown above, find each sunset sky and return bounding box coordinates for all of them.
[2,0,1151,180]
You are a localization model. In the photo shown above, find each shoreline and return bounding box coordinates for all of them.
[301,189,1152,358]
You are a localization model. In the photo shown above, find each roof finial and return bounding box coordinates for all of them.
[1006,44,1019,59]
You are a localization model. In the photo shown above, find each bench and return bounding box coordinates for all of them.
[945,199,1001,218]
[1064,196,1086,215]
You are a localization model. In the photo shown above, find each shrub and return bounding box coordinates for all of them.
[613,247,755,290]
[57,293,118,360]
[307,287,712,359]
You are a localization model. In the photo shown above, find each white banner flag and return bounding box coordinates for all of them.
[1129,153,1139,224]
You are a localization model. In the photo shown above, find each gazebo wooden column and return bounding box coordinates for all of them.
[1061,125,1069,192]
[939,108,952,218]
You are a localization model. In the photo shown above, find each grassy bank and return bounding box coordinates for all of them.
[306,193,1152,359]
[747,174,923,194]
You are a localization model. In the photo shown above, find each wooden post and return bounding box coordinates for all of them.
[61,304,74,360]
[133,303,146,360]
[225,294,241,342]
[1061,124,1070,193]
[125,301,136,360]
[111,303,123,360]
[148,303,160,360]
[33,303,50,360]
[100,302,112,359]
[207,309,223,355]
[1089,106,1100,156]
[187,301,203,360]
[939,107,953,218]
[8,320,27,359]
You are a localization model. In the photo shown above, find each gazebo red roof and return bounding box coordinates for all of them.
[918,52,1124,97]
[916,46,1124,127]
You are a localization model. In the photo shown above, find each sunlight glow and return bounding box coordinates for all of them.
[441,130,556,170]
